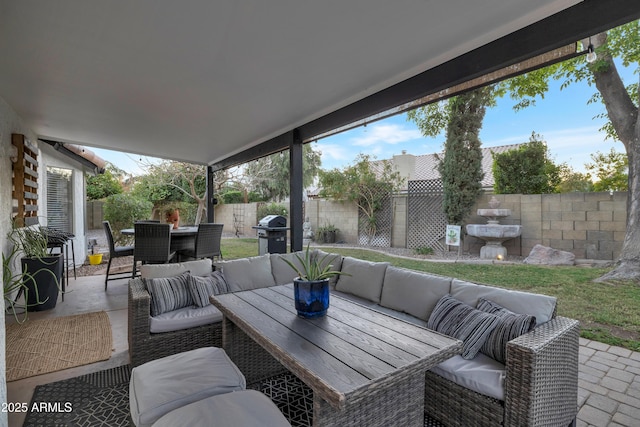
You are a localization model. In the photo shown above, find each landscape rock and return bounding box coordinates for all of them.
[523,244,575,266]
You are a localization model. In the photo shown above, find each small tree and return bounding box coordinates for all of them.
[86,163,123,200]
[492,133,561,194]
[585,148,628,192]
[103,194,153,244]
[437,89,487,225]
[319,154,404,244]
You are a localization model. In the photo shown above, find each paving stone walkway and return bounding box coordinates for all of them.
[578,338,640,426]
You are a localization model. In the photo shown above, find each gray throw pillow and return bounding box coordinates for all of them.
[427,294,500,359]
[188,271,230,307]
[476,298,536,363]
[145,271,193,316]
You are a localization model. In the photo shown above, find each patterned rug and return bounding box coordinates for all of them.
[24,365,444,426]
[6,311,113,382]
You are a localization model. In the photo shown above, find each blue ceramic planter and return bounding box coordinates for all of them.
[294,278,330,318]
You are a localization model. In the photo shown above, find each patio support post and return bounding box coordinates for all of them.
[206,165,215,223]
[289,129,303,252]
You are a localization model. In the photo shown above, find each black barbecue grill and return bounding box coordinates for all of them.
[253,215,288,255]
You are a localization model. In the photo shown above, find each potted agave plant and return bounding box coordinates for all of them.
[281,245,347,318]
[7,221,63,312]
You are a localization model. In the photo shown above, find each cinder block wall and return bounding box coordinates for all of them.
[212,191,626,260]
[465,192,626,260]
[304,199,359,244]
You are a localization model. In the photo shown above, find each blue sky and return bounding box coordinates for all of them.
[93,61,636,176]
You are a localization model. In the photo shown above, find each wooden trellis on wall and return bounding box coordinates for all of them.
[12,133,39,226]
[407,179,447,251]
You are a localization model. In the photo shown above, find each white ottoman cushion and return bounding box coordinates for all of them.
[130,347,246,427]
[151,390,290,427]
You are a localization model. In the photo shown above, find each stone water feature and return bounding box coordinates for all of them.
[466,196,522,259]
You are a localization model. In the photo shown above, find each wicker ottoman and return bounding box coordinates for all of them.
[151,390,291,427]
[130,347,246,427]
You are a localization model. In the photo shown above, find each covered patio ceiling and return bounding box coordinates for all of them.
[2,1,638,170]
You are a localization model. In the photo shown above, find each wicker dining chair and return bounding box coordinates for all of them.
[177,223,224,261]
[103,221,134,290]
[132,222,177,278]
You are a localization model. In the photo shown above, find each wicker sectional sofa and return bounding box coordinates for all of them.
[128,251,579,427]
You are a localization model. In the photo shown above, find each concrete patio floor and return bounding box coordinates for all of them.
[5,272,640,426]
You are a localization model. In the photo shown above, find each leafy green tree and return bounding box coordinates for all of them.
[86,163,123,200]
[244,144,321,201]
[131,161,209,224]
[103,194,153,244]
[318,154,404,244]
[409,20,640,281]
[556,164,594,193]
[437,88,488,224]
[585,148,628,192]
[492,133,562,194]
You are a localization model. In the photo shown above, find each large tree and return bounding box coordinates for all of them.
[409,20,639,282]
[244,144,321,201]
[437,88,488,225]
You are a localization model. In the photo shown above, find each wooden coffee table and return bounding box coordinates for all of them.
[210,284,462,427]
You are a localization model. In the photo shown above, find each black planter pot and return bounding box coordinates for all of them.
[293,278,330,318]
[21,254,63,311]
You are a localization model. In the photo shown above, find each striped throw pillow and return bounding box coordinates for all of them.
[188,270,230,307]
[145,271,194,316]
[477,298,536,364]
[427,294,500,359]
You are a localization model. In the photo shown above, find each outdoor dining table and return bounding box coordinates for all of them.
[120,225,198,252]
[210,284,463,427]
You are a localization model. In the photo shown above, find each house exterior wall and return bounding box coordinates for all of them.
[0,95,40,427]
[39,143,90,265]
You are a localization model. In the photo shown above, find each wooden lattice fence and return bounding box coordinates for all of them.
[407,179,447,250]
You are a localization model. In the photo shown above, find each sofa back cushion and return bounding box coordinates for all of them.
[270,252,306,285]
[450,279,556,325]
[140,258,213,279]
[335,257,389,303]
[214,254,276,292]
[380,267,451,320]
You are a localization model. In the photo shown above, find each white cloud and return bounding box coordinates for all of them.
[351,123,422,147]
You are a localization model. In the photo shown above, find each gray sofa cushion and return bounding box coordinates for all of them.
[431,353,506,401]
[427,294,500,359]
[214,254,276,291]
[477,298,536,364]
[140,258,212,279]
[149,304,223,333]
[129,347,246,427]
[450,279,556,325]
[335,257,389,303]
[145,271,194,316]
[151,390,291,427]
[188,270,230,307]
[380,267,451,320]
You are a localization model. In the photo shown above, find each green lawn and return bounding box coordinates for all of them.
[220,238,640,351]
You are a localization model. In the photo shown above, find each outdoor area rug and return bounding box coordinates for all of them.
[6,311,113,382]
[23,365,445,427]
[23,364,130,427]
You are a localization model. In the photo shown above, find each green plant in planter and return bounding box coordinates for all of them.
[316,223,339,244]
[280,245,349,318]
[6,221,63,314]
